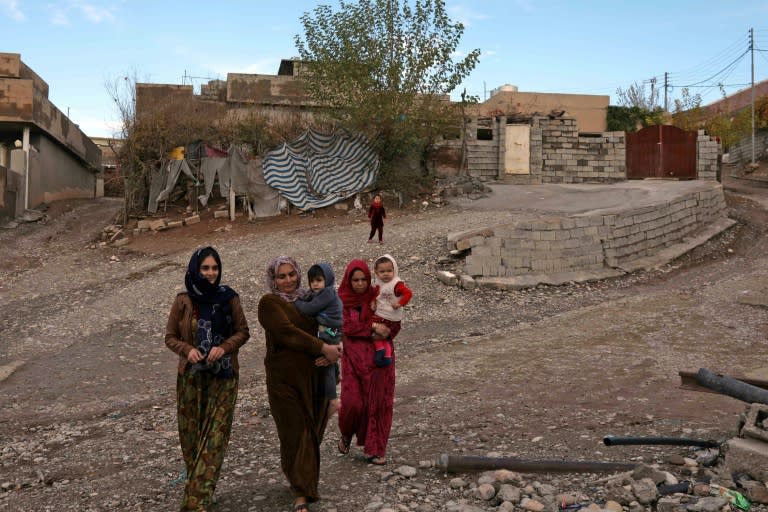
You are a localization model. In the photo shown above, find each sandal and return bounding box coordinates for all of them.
[366,455,386,465]
[337,436,351,455]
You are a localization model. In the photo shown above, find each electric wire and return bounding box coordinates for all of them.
[674,49,749,88]
[667,34,749,83]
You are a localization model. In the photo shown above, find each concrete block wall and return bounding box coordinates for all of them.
[539,117,626,183]
[462,117,501,181]
[466,141,499,180]
[529,118,544,181]
[226,73,314,106]
[697,130,720,180]
[457,186,726,277]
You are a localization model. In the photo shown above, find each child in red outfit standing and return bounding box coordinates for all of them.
[371,254,412,367]
[367,193,386,244]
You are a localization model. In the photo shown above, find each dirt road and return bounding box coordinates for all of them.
[1,178,767,512]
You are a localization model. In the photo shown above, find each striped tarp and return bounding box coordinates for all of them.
[262,129,379,210]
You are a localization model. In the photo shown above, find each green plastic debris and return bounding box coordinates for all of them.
[709,484,751,511]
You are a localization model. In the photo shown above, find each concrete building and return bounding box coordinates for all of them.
[0,52,102,223]
[91,137,122,197]
[470,84,609,133]
[135,59,316,129]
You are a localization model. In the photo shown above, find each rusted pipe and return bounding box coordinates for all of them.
[695,368,768,404]
[436,454,635,474]
[603,436,720,448]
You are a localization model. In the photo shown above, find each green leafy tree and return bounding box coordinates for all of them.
[607,105,664,132]
[295,0,480,189]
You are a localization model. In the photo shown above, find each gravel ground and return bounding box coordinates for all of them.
[1,179,768,512]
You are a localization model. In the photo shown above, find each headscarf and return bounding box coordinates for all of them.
[266,255,306,303]
[373,253,400,285]
[338,259,379,309]
[184,246,237,378]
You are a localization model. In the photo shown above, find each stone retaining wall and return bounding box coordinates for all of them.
[451,186,727,277]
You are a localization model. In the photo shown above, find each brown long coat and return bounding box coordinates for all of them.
[165,293,250,375]
[258,294,328,503]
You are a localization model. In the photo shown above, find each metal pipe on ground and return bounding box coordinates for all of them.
[435,454,636,474]
[603,436,720,448]
[695,368,768,404]
[679,370,768,394]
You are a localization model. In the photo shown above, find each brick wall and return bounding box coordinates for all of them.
[453,185,726,277]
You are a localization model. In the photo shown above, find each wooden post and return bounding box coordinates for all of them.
[229,185,235,221]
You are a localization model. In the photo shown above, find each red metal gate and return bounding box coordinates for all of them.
[626,125,697,179]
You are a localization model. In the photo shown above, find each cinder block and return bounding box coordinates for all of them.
[725,437,768,481]
[148,219,167,231]
[436,271,458,286]
[137,220,152,230]
[213,210,229,219]
[741,404,768,443]
[459,274,476,289]
[167,220,183,229]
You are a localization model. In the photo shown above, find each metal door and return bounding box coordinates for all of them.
[626,125,697,179]
[504,124,530,175]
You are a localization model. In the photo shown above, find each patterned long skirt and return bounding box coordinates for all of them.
[176,371,238,511]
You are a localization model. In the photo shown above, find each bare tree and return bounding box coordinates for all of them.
[616,81,661,111]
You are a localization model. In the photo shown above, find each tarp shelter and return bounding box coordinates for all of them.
[147,144,281,217]
[222,148,281,218]
[262,129,379,211]
[148,159,197,213]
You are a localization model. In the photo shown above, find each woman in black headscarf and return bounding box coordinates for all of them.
[165,246,250,511]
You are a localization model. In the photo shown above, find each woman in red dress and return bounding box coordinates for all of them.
[336,259,393,465]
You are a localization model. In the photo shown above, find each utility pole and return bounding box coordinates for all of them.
[664,72,669,112]
[750,28,756,164]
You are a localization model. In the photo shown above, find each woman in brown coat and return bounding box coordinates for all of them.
[165,246,250,511]
[258,256,343,511]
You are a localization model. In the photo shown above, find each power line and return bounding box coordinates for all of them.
[666,34,749,83]
[673,49,749,88]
